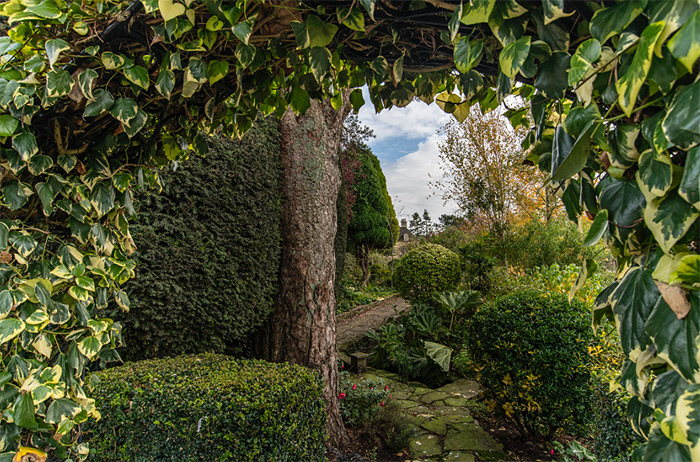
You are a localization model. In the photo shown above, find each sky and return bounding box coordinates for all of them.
[356,90,459,224]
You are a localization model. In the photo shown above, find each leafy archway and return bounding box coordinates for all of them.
[0,0,698,458]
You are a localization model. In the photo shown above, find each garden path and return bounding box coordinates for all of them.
[336,295,410,351]
[337,299,504,461]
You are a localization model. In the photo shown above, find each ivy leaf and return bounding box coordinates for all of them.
[0,114,19,137]
[671,255,700,287]
[27,155,53,176]
[45,398,81,424]
[392,55,404,84]
[100,52,129,70]
[668,9,700,73]
[2,180,33,210]
[112,172,132,193]
[611,266,659,362]
[636,150,673,201]
[599,177,646,241]
[589,0,646,44]
[205,16,224,31]
[616,22,665,118]
[583,209,609,247]
[359,0,377,21]
[45,38,70,69]
[675,385,700,449]
[447,2,463,43]
[568,258,597,302]
[158,0,186,22]
[542,0,573,25]
[551,123,592,182]
[155,69,175,99]
[109,98,138,126]
[12,131,38,161]
[453,38,483,74]
[90,182,115,218]
[233,18,254,44]
[235,43,255,68]
[662,79,700,150]
[83,89,115,118]
[679,146,700,210]
[24,0,62,18]
[23,55,45,74]
[0,223,8,250]
[0,318,25,346]
[78,69,98,101]
[534,51,570,100]
[349,89,364,113]
[461,0,494,25]
[309,47,332,83]
[13,392,37,430]
[207,60,229,85]
[645,293,700,383]
[123,108,148,138]
[123,65,150,90]
[568,39,601,87]
[46,70,74,98]
[499,36,530,79]
[644,191,699,254]
[78,336,101,360]
[290,83,310,116]
[306,15,338,49]
[337,7,365,32]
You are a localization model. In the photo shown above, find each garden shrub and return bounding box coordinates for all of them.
[466,290,595,438]
[339,371,390,427]
[119,119,282,359]
[590,383,644,461]
[85,354,326,462]
[393,243,461,303]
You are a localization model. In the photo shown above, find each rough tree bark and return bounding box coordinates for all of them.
[257,95,350,447]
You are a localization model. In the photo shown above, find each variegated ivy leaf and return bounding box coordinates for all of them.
[233,17,254,45]
[155,69,175,99]
[309,46,332,83]
[453,38,483,74]
[679,146,700,210]
[636,150,674,201]
[182,69,200,98]
[12,130,38,161]
[0,318,25,345]
[89,182,115,218]
[589,0,646,45]
[359,0,376,21]
[568,258,597,302]
[77,336,102,360]
[157,0,186,22]
[108,97,138,127]
[235,43,255,68]
[662,79,700,150]
[123,108,148,138]
[568,38,601,87]
[499,36,530,79]
[207,60,228,85]
[3,180,33,210]
[671,254,700,288]
[83,89,114,118]
[644,191,700,253]
[607,124,640,169]
[668,9,700,73]
[616,21,665,118]
[45,38,70,69]
[611,266,659,362]
[78,69,97,101]
[45,69,74,98]
[649,1,699,59]
[645,292,700,383]
[101,52,131,70]
[461,0,495,25]
[305,15,338,49]
[542,0,573,25]
[675,384,700,452]
[123,65,150,90]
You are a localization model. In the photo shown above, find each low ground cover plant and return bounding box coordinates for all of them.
[338,372,390,427]
[85,354,326,461]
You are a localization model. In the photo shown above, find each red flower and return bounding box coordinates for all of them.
[388,395,392,399]
[380,401,385,407]
[338,392,346,399]
[384,385,389,390]
[352,384,357,390]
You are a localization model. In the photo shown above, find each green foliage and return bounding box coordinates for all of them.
[466,290,595,438]
[0,0,697,456]
[368,304,451,387]
[338,371,390,427]
[591,383,644,462]
[393,244,461,303]
[120,121,282,360]
[84,354,327,461]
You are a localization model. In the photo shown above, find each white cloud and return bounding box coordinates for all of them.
[358,95,451,142]
[382,133,459,222]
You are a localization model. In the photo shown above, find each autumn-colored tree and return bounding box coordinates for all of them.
[433,106,559,236]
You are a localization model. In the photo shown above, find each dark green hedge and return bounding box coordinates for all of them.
[85,354,327,461]
[393,243,462,303]
[120,119,282,359]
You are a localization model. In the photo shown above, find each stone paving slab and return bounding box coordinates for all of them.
[355,368,506,462]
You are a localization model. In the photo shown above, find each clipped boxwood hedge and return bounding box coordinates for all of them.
[119,118,282,359]
[393,243,461,303]
[85,354,327,461]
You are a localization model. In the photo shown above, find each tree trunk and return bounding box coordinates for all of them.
[257,96,350,448]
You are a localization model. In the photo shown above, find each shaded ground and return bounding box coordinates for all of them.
[337,295,410,351]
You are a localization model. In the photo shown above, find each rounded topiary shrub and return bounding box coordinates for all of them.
[393,243,461,303]
[120,118,282,360]
[465,290,595,438]
[85,354,326,462]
